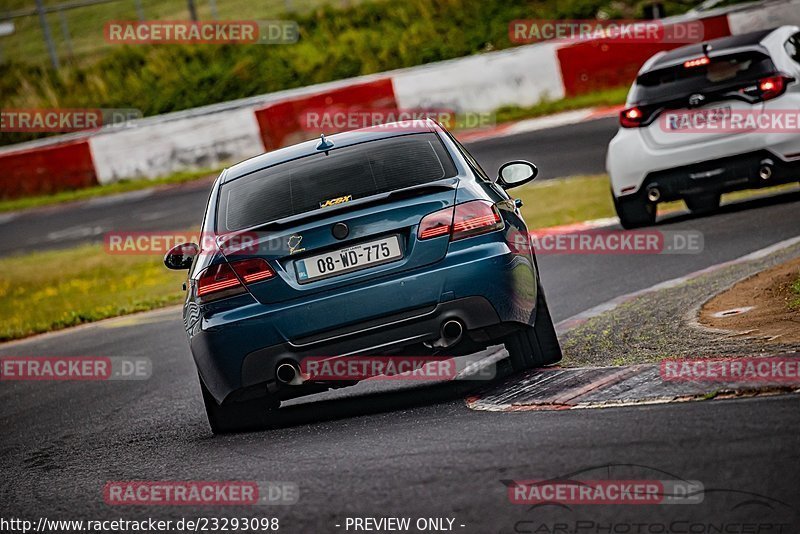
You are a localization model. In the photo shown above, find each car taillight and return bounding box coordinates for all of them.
[620,106,645,128]
[758,75,790,101]
[418,206,454,240]
[683,56,710,68]
[451,200,503,240]
[418,200,503,241]
[196,258,274,301]
[231,258,275,283]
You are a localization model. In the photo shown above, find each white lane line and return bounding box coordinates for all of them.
[555,235,800,334]
[0,213,18,225]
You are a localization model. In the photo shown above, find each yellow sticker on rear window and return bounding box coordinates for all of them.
[319,195,352,208]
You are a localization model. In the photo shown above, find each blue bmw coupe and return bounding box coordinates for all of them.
[165,119,562,433]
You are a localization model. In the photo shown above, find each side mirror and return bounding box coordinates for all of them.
[164,242,199,270]
[497,160,538,189]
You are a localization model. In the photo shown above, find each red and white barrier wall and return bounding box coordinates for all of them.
[1,0,798,199]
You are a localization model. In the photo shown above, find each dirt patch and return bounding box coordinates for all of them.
[700,257,800,344]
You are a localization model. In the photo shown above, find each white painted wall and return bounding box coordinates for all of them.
[89,107,264,183]
[392,42,565,113]
[727,0,800,34]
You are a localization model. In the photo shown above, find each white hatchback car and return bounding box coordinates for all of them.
[607,26,800,228]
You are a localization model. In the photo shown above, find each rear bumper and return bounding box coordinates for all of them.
[608,118,800,196]
[189,236,538,403]
[240,295,501,390]
[636,149,800,202]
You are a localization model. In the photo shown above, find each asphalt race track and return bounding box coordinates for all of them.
[0,117,618,258]
[1,118,800,531]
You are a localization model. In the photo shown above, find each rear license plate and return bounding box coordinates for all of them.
[666,106,732,130]
[295,235,402,283]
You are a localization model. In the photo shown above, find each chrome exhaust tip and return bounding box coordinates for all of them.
[276,362,303,385]
[425,319,464,349]
[441,320,463,346]
[646,185,661,203]
[758,159,773,181]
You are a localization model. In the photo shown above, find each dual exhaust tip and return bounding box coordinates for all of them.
[275,320,465,385]
[646,159,774,204]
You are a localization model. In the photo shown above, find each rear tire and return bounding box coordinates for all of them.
[199,376,279,434]
[613,193,656,229]
[685,193,721,214]
[506,283,563,372]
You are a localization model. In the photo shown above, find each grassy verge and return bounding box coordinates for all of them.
[515,174,799,229]
[0,244,186,342]
[0,167,220,213]
[494,86,627,124]
[1,175,797,342]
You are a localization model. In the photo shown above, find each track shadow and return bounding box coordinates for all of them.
[654,188,799,227]
[236,357,516,432]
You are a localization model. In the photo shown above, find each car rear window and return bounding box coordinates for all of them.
[632,51,777,103]
[217,133,457,232]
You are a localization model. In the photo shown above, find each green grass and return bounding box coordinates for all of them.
[515,175,800,229]
[1,0,370,68]
[494,86,628,124]
[790,273,800,311]
[0,167,220,213]
[0,243,186,341]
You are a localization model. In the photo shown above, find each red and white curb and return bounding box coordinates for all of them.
[467,234,800,412]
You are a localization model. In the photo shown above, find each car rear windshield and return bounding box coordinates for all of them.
[632,51,776,103]
[217,133,457,232]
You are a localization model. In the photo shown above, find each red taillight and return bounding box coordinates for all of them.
[231,258,275,283]
[683,56,710,68]
[197,263,243,299]
[418,206,454,240]
[196,258,274,300]
[758,75,788,101]
[418,201,503,241]
[620,106,644,128]
[451,200,503,241]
